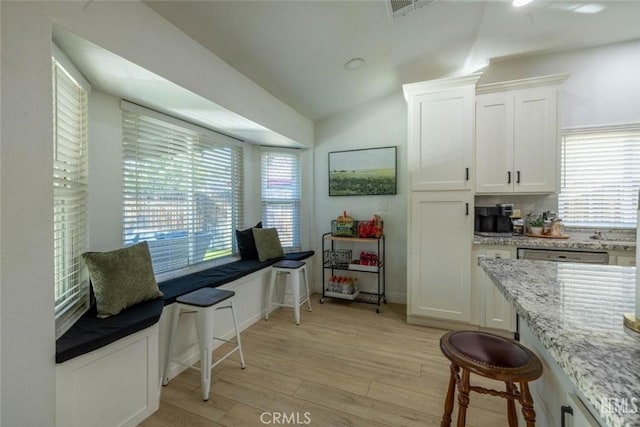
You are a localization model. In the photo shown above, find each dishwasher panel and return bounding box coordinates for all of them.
[517,248,609,264]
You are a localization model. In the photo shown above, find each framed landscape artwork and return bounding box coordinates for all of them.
[328,146,397,196]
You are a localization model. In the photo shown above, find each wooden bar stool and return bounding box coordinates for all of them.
[265,260,311,325]
[163,288,246,401]
[439,331,543,427]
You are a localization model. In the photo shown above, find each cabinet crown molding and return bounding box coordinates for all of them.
[403,73,482,100]
[476,73,570,95]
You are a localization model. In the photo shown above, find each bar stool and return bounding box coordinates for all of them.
[439,331,543,427]
[265,260,312,325]
[163,288,246,401]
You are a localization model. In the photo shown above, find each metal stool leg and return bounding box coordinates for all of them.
[162,304,181,386]
[194,308,214,401]
[229,300,246,369]
[292,270,301,325]
[265,268,277,320]
[302,265,312,312]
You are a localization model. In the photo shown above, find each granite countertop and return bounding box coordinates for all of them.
[474,231,636,252]
[479,258,640,427]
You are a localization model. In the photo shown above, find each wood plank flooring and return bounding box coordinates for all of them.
[140,297,508,426]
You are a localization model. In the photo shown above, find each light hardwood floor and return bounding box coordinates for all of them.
[141,297,509,426]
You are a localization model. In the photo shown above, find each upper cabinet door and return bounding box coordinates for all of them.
[513,87,558,193]
[475,92,515,193]
[408,86,475,191]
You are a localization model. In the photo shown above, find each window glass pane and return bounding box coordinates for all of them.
[53,57,89,338]
[122,110,244,274]
[261,149,301,250]
[559,126,640,228]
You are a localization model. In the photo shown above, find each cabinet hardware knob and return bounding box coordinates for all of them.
[517,170,521,184]
[560,405,573,427]
[508,171,511,184]
[465,203,469,216]
[465,167,469,181]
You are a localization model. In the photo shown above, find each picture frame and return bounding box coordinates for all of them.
[328,146,397,196]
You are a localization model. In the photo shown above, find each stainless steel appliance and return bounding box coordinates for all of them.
[517,248,609,264]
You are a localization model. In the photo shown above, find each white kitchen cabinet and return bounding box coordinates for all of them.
[404,74,480,191]
[475,74,568,194]
[481,250,517,331]
[407,192,473,322]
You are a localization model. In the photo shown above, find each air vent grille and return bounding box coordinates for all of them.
[388,0,436,20]
[390,0,413,13]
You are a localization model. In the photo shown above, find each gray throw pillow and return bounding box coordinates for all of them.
[82,241,163,318]
[252,228,285,262]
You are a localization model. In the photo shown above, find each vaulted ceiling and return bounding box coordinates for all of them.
[146,0,640,122]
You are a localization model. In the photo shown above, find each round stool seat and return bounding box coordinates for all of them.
[440,331,543,426]
[440,331,542,383]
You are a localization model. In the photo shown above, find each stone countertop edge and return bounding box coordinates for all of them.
[473,234,636,251]
[479,258,640,427]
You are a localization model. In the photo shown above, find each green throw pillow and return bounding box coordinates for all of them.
[252,228,285,262]
[82,241,163,318]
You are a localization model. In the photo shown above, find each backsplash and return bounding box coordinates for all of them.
[475,194,636,239]
[475,194,558,217]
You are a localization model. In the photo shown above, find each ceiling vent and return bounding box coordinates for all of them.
[387,0,436,20]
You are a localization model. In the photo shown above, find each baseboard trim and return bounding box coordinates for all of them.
[406,315,480,331]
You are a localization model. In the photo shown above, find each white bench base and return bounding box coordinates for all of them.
[55,324,159,427]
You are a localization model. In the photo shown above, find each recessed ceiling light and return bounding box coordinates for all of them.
[574,3,606,14]
[513,0,534,7]
[344,58,365,71]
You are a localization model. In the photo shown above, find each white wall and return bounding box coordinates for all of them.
[0,2,312,425]
[314,93,408,303]
[0,2,3,422]
[1,3,56,426]
[480,40,640,129]
[313,40,640,304]
[88,91,123,251]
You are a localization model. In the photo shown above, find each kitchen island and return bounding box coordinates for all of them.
[479,258,640,427]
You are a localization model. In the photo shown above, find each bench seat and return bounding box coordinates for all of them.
[159,251,314,305]
[56,299,164,363]
[55,251,314,364]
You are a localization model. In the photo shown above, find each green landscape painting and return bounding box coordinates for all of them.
[328,146,397,196]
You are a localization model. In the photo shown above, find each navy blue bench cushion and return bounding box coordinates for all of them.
[55,250,314,364]
[56,298,164,364]
[159,250,314,305]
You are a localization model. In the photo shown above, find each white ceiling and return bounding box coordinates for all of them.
[146,0,640,122]
[53,26,304,147]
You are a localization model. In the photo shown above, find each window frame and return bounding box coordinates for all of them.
[260,147,302,252]
[121,101,245,278]
[559,123,640,229]
[53,44,91,338]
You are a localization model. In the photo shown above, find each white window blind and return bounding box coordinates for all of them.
[53,56,89,338]
[559,125,640,228]
[261,148,301,251]
[122,106,244,274]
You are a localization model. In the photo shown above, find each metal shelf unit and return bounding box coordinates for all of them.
[320,232,386,313]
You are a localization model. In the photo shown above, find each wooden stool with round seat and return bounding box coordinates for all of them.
[439,331,543,427]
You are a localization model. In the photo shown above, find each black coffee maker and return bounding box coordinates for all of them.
[475,204,514,234]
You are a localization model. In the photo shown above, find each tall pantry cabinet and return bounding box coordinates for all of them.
[403,74,481,326]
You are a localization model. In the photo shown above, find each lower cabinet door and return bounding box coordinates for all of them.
[482,250,517,331]
[563,394,601,427]
[408,192,472,322]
